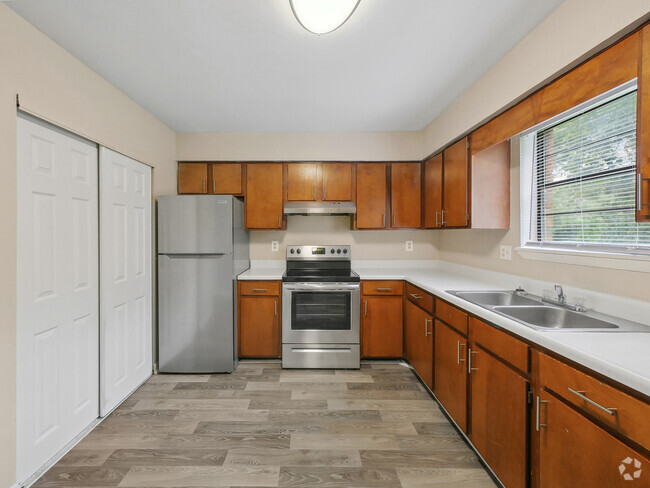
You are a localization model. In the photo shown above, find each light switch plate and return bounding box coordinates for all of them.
[271,241,279,252]
[405,240,414,252]
[500,245,512,260]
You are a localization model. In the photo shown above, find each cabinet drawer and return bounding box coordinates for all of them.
[405,283,434,313]
[239,281,281,296]
[470,318,528,373]
[436,299,468,336]
[539,352,650,449]
[361,281,403,296]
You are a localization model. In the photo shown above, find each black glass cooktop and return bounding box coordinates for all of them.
[282,269,360,283]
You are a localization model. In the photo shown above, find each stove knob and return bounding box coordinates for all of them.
[330,249,335,254]
[296,249,301,254]
[343,249,348,254]
[337,249,341,254]
[290,248,295,254]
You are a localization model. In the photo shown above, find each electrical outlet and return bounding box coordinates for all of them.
[500,245,512,260]
[271,241,279,252]
[405,240,414,252]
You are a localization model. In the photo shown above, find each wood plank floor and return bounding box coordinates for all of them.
[32,362,497,488]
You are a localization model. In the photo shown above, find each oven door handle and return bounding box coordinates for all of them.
[283,283,360,292]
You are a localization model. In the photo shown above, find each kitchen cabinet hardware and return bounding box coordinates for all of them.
[441,209,446,226]
[467,348,478,373]
[393,213,396,227]
[568,388,617,415]
[457,341,465,363]
[313,185,316,200]
[202,179,206,192]
[409,293,422,299]
[274,300,277,316]
[213,180,215,193]
[424,318,432,336]
[382,214,385,227]
[536,396,548,431]
[324,185,327,200]
[435,211,440,226]
[376,287,392,292]
[278,214,281,228]
[364,300,368,316]
[252,288,268,292]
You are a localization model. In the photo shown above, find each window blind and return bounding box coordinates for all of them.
[531,90,650,250]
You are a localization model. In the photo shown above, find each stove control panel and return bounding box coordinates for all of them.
[287,245,351,260]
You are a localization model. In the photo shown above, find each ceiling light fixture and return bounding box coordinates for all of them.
[290,0,361,35]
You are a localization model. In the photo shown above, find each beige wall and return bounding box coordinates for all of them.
[0,4,176,486]
[250,216,439,261]
[421,0,650,157]
[176,131,424,162]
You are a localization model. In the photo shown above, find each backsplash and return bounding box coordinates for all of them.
[249,215,440,260]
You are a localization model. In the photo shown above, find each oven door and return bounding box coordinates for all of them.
[282,282,360,344]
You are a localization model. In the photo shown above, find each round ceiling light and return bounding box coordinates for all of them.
[290,0,361,35]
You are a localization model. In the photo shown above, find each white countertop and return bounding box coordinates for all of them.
[239,260,650,397]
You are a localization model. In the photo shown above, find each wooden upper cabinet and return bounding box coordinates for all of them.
[322,163,353,201]
[212,163,243,195]
[423,153,443,228]
[443,138,469,227]
[391,163,421,228]
[286,163,319,201]
[356,163,388,229]
[638,24,650,222]
[245,163,284,229]
[178,162,208,194]
[470,140,510,229]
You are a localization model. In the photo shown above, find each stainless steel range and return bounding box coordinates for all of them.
[282,245,360,369]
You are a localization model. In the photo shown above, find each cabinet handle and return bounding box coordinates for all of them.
[202,179,206,192]
[252,288,268,292]
[536,396,548,431]
[213,180,216,193]
[441,209,446,226]
[638,173,643,211]
[382,214,385,227]
[467,348,478,373]
[393,213,396,227]
[435,211,440,227]
[274,300,277,316]
[424,318,432,336]
[324,185,327,200]
[278,214,281,228]
[376,288,392,292]
[313,185,316,200]
[364,300,368,316]
[457,341,465,364]
[409,293,422,299]
[567,388,617,415]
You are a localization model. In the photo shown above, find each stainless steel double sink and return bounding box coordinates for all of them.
[446,290,649,332]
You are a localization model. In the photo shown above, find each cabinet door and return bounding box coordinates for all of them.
[470,344,527,488]
[287,163,319,201]
[391,163,421,228]
[361,296,403,358]
[443,138,469,227]
[434,320,467,432]
[239,296,280,358]
[212,163,243,195]
[538,390,649,488]
[424,154,443,228]
[245,163,284,229]
[322,163,353,201]
[356,163,388,229]
[178,162,208,194]
[638,25,650,221]
[404,300,433,388]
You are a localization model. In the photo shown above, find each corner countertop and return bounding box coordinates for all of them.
[239,260,650,397]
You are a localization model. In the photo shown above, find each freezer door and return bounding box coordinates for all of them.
[158,254,234,372]
[158,195,233,254]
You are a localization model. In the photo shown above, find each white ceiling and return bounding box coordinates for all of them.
[9,0,564,133]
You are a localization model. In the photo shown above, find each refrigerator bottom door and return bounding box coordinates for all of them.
[158,254,234,373]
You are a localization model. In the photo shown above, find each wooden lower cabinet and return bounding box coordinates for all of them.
[238,282,281,358]
[404,300,433,388]
[434,320,467,432]
[361,296,403,358]
[538,390,649,488]
[469,344,528,488]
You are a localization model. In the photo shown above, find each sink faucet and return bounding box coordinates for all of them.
[554,284,565,304]
[542,284,587,312]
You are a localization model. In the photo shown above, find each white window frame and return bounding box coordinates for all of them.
[517,80,650,272]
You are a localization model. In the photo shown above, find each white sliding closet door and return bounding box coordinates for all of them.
[100,147,152,416]
[17,116,99,482]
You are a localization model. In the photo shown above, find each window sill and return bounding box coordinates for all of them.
[516,246,650,273]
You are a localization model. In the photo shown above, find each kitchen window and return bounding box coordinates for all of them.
[520,82,650,259]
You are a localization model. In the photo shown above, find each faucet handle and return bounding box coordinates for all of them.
[554,284,565,302]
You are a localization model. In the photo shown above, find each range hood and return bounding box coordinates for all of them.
[283,201,357,215]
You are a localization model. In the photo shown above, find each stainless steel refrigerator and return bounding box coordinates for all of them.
[157,195,249,373]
